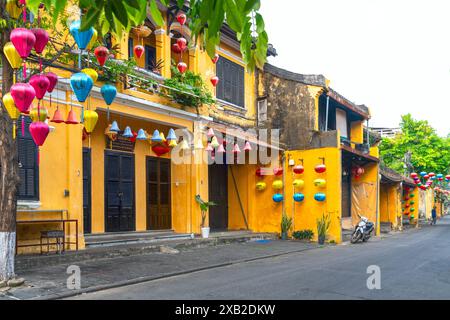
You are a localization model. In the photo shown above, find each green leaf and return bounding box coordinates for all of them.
[110,0,129,28]
[224,0,243,31]
[243,0,260,13]
[149,0,165,27]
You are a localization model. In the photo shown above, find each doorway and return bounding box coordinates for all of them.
[83,148,92,234]
[104,150,135,232]
[146,157,171,230]
[208,164,229,231]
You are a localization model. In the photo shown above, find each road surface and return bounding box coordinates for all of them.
[71,217,450,300]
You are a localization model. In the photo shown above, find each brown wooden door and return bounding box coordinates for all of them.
[208,164,228,231]
[147,157,171,230]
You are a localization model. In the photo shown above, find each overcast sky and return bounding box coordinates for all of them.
[260,0,450,136]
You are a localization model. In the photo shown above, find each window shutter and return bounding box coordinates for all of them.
[216,56,245,107]
[17,117,39,200]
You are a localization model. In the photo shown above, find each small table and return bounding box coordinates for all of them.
[16,210,79,254]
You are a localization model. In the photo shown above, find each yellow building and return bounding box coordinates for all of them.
[12,7,282,254]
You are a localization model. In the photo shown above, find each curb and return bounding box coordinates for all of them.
[35,244,320,300]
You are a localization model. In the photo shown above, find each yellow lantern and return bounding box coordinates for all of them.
[2,93,20,120]
[84,110,99,133]
[6,0,21,20]
[272,180,283,190]
[293,179,305,189]
[82,68,98,83]
[30,107,48,122]
[3,42,22,70]
[256,182,267,191]
[314,179,327,188]
[87,29,98,50]
[160,132,167,142]
[169,139,178,147]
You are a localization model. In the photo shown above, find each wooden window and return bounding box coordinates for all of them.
[17,117,39,200]
[145,45,156,71]
[216,56,245,108]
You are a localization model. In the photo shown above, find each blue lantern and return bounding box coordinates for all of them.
[293,193,305,202]
[167,128,177,141]
[101,84,117,106]
[123,126,133,138]
[314,193,326,202]
[69,21,95,50]
[70,73,93,103]
[420,172,427,177]
[273,194,284,203]
[110,121,120,132]
[437,174,443,179]
[151,130,162,142]
[136,129,147,140]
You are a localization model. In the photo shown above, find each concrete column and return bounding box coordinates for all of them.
[154,28,171,78]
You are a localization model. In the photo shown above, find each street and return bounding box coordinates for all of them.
[70,217,450,300]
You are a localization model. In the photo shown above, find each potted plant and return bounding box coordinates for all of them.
[292,230,314,241]
[317,213,331,245]
[195,195,216,239]
[280,215,293,240]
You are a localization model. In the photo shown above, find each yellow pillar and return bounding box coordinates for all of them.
[154,28,171,78]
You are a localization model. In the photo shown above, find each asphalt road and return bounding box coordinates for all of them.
[71,216,450,300]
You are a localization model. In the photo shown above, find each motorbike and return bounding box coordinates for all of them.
[350,216,374,244]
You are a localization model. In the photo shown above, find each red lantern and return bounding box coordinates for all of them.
[293,165,304,174]
[45,72,58,93]
[172,43,182,54]
[29,74,50,100]
[273,167,283,176]
[94,46,109,66]
[210,76,219,87]
[10,83,35,113]
[134,45,145,59]
[50,108,64,123]
[65,109,79,124]
[212,53,219,64]
[130,131,138,143]
[177,13,187,25]
[256,168,265,177]
[32,28,49,54]
[177,37,187,51]
[411,172,418,179]
[152,142,171,157]
[177,62,187,73]
[315,164,326,173]
[29,121,49,146]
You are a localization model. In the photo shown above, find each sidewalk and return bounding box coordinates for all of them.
[1,240,319,300]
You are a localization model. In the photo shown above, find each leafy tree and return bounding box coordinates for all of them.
[27,0,268,71]
[380,114,450,175]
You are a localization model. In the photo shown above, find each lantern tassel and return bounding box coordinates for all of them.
[21,115,25,137]
[13,122,16,140]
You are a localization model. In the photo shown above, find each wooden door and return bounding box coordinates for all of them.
[208,164,228,231]
[83,148,92,234]
[146,157,171,230]
[105,151,135,232]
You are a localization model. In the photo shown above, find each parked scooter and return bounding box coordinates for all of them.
[350,216,374,244]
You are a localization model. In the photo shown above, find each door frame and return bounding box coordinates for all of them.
[146,156,172,230]
[208,163,229,231]
[104,150,136,233]
[83,148,92,234]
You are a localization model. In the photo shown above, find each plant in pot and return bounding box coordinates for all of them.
[317,213,331,245]
[195,195,216,239]
[281,215,293,240]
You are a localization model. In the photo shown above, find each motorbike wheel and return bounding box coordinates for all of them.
[350,231,362,244]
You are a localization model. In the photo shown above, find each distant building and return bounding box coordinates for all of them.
[371,127,401,138]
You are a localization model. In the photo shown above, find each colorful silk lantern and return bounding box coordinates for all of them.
[101,84,117,105]
[314,193,326,202]
[177,13,187,25]
[51,108,64,123]
[136,129,147,140]
[30,107,48,122]
[69,20,95,50]
[177,62,187,73]
[29,74,50,100]
[82,68,98,83]
[315,164,326,173]
[205,143,213,152]
[177,37,187,51]
[256,168,265,177]
[210,136,220,148]
[272,180,283,190]
[32,28,49,54]
[410,172,418,179]
[207,128,215,137]
[29,121,49,146]
[45,72,58,93]
[65,109,79,124]
[110,121,120,132]
[169,138,178,147]
[210,76,219,87]
[179,139,190,151]
[212,53,219,64]
[172,43,182,54]
[293,193,305,202]
[134,45,145,59]
[87,29,98,50]
[293,165,304,174]
[10,28,35,59]
[2,93,20,120]
[10,83,35,113]
[274,167,283,176]
[243,141,252,152]
[293,179,305,188]
[273,194,284,203]
[217,144,225,153]
[3,42,22,70]
[152,142,171,157]
[167,128,177,141]
[151,130,162,142]
[256,182,267,191]
[420,172,427,177]
[314,179,327,188]
[94,46,109,66]
[84,110,98,133]
[70,73,94,103]
[121,126,132,138]
[232,143,241,154]
[6,0,21,19]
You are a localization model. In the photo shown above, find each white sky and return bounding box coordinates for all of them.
[260,0,450,136]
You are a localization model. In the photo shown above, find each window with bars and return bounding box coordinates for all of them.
[216,56,245,108]
[17,117,39,200]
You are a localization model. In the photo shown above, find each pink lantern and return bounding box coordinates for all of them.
[177,38,187,51]
[10,28,36,59]
[217,144,225,153]
[205,143,213,152]
[32,28,49,54]
[233,143,241,154]
[10,83,36,113]
[29,74,50,100]
[243,141,252,152]
[29,121,49,146]
[45,72,58,93]
[177,13,187,26]
[206,128,215,137]
[177,62,187,73]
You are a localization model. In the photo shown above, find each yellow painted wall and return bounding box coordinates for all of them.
[284,148,342,243]
[350,121,364,144]
[380,183,402,230]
